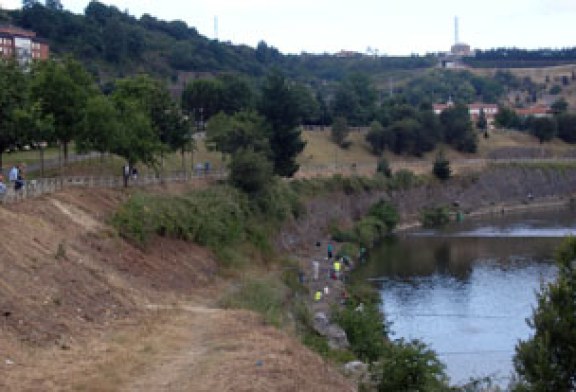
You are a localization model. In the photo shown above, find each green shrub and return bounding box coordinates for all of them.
[433,150,452,181]
[376,157,392,178]
[368,200,399,234]
[420,206,451,228]
[373,339,450,392]
[229,148,274,194]
[333,300,386,362]
[353,216,384,247]
[331,226,357,243]
[113,187,247,247]
[220,278,287,327]
[337,242,359,260]
[389,169,418,190]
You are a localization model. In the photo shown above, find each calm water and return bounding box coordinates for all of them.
[357,208,576,386]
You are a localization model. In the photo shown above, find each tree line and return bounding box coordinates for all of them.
[0,57,308,187]
[495,99,576,144]
[464,48,576,68]
[7,1,434,84]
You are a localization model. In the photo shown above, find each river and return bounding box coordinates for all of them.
[356,207,576,386]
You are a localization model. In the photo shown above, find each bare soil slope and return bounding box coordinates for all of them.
[0,188,353,391]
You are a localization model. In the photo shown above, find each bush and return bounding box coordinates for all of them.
[433,151,451,180]
[513,236,576,391]
[376,157,392,177]
[220,278,287,327]
[354,216,386,247]
[113,187,247,247]
[421,206,451,228]
[372,339,450,392]
[368,199,399,234]
[333,300,386,362]
[229,148,274,194]
[389,169,418,190]
[331,116,350,147]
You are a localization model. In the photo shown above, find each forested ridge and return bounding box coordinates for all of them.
[2,1,435,84]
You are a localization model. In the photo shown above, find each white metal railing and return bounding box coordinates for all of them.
[0,169,227,204]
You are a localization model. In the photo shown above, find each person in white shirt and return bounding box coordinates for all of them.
[8,165,18,182]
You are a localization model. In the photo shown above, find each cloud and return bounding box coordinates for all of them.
[539,0,576,13]
[0,0,20,10]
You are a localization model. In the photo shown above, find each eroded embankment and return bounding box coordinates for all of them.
[277,166,576,252]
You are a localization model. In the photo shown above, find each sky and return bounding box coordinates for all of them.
[1,0,576,55]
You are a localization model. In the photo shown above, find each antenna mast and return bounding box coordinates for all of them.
[214,16,218,40]
[454,16,459,44]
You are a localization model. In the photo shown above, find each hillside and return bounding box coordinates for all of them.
[0,187,353,391]
[4,2,434,86]
[471,64,576,108]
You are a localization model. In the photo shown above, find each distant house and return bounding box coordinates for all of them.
[514,105,553,118]
[0,25,49,66]
[433,100,499,126]
[334,50,362,58]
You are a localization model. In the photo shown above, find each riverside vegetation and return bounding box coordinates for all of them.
[111,171,481,391]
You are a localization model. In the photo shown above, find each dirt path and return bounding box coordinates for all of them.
[2,302,354,392]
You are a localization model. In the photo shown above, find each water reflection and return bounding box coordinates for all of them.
[356,208,571,386]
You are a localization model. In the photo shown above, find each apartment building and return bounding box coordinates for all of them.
[0,25,49,66]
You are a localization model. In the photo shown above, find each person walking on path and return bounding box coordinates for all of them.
[8,164,18,183]
[312,260,319,281]
[14,164,25,192]
[333,259,342,280]
[327,241,333,260]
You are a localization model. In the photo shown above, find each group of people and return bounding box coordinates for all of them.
[0,163,26,196]
[311,241,359,303]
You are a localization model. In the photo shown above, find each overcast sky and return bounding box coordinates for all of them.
[1,0,575,55]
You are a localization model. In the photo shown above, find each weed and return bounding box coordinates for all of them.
[219,278,288,327]
[55,241,67,260]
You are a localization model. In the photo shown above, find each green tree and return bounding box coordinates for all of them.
[513,236,576,391]
[229,148,274,194]
[30,58,95,162]
[182,78,223,124]
[0,59,27,170]
[440,104,477,153]
[77,94,121,155]
[368,199,399,234]
[331,116,349,147]
[331,73,377,126]
[205,110,270,156]
[259,70,305,177]
[495,106,521,129]
[433,150,451,180]
[476,108,488,130]
[12,102,54,176]
[366,120,386,155]
[376,157,391,177]
[218,74,254,115]
[110,98,164,185]
[333,300,386,362]
[551,98,569,116]
[530,117,557,143]
[114,75,189,158]
[373,339,450,392]
[556,113,576,143]
[291,83,320,125]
